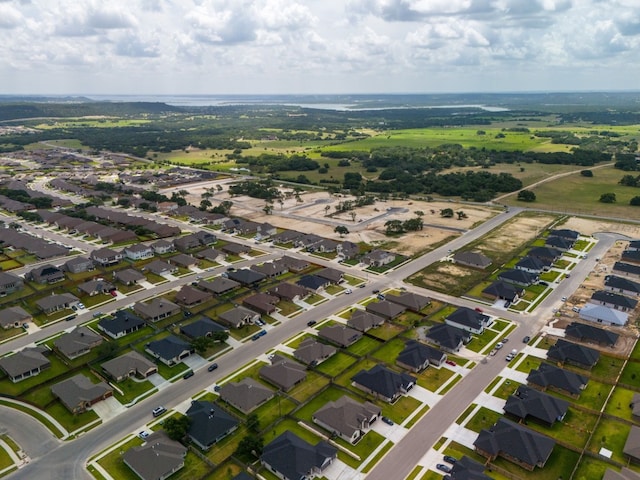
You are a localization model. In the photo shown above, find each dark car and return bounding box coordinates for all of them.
[207,363,218,372]
[372,289,380,294]
[381,416,394,426]
[226,267,235,272]
[474,307,483,312]
[443,455,458,464]
[307,320,317,327]
[522,335,531,343]
[183,370,194,379]
[436,464,452,473]
[538,281,549,286]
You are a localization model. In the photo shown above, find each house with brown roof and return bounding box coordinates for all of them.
[198,277,240,295]
[102,351,157,382]
[77,279,115,296]
[259,355,307,391]
[312,396,381,445]
[196,248,226,263]
[365,300,406,320]
[385,292,431,312]
[268,282,309,302]
[318,325,362,348]
[243,293,279,315]
[114,268,146,286]
[168,253,198,268]
[281,255,309,272]
[51,374,113,414]
[134,298,180,322]
[144,259,178,276]
[316,267,344,284]
[175,285,212,307]
[347,310,385,332]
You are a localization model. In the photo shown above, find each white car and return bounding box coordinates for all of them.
[495,342,504,350]
[77,303,85,309]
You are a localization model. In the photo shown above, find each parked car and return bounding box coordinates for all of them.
[474,307,483,312]
[377,294,386,300]
[138,431,150,440]
[381,416,394,426]
[538,281,549,287]
[77,303,85,309]
[502,338,509,343]
[152,406,167,417]
[436,464,452,473]
[572,306,581,313]
[443,455,458,464]
[183,370,194,379]
[372,289,380,294]
[345,289,352,294]
[307,320,317,327]
[445,360,456,367]
[505,353,515,361]
[207,363,218,372]
[213,385,221,392]
[495,342,504,350]
[522,336,531,343]
[226,267,235,272]
[561,296,567,302]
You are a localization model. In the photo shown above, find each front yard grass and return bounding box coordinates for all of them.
[465,407,502,433]
[465,329,498,353]
[492,444,579,480]
[491,378,522,400]
[313,352,359,377]
[587,417,632,464]
[346,336,382,356]
[417,366,455,392]
[515,355,542,373]
[112,378,155,405]
[371,338,406,363]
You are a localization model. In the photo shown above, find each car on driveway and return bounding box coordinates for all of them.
[436,464,452,473]
[138,431,150,440]
[474,307,483,312]
[381,416,394,425]
[345,289,352,294]
[445,360,456,366]
[443,455,458,464]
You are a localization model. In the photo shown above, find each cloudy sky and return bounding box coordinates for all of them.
[1,0,639,95]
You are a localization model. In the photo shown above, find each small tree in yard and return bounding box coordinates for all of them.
[334,225,349,237]
[164,415,191,441]
[440,208,454,218]
[517,190,536,202]
[630,196,640,206]
[235,435,263,458]
[599,192,616,203]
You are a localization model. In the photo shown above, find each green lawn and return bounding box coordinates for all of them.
[515,355,542,373]
[523,407,598,448]
[313,352,359,377]
[590,354,625,381]
[465,407,502,433]
[97,436,144,480]
[0,354,70,396]
[346,336,383,356]
[572,455,615,480]
[491,378,522,400]
[247,394,297,431]
[619,360,640,385]
[112,378,155,405]
[287,372,331,403]
[588,417,632,464]
[491,444,579,480]
[366,323,406,341]
[371,338,406,363]
[465,329,499,353]
[0,445,14,470]
[416,366,455,392]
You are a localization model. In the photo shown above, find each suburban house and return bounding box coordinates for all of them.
[98,310,146,339]
[448,456,492,480]
[624,426,640,464]
[309,238,339,253]
[550,228,580,241]
[497,268,539,287]
[227,268,266,286]
[579,304,628,326]
[102,351,157,382]
[527,363,589,398]
[180,317,228,339]
[54,326,103,360]
[603,468,640,480]
[78,279,115,296]
[482,280,524,304]
[64,257,95,274]
[315,267,344,284]
[351,364,416,403]
[123,431,187,480]
[198,277,240,295]
[293,338,337,366]
[144,259,178,276]
[365,300,406,320]
[219,378,275,414]
[293,233,323,250]
[0,347,50,382]
[545,235,574,251]
[515,256,551,274]
[256,222,277,239]
[151,239,176,255]
[613,262,640,279]
[590,290,638,311]
[396,340,447,371]
[36,293,80,315]
[528,246,562,262]
[27,264,65,284]
[280,255,309,272]
[272,230,303,245]
[547,339,600,369]
[221,242,251,256]
[604,275,640,297]
[186,400,239,451]
[243,293,279,315]
[251,261,287,278]
[267,282,309,302]
[296,274,330,292]
[175,285,212,307]
[425,323,472,353]
[362,249,396,267]
[474,418,556,471]
[0,272,24,297]
[259,355,307,391]
[452,251,492,269]
[503,385,569,426]
[51,374,113,414]
[312,396,381,444]
[337,241,360,260]
[196,248,226,263]
[168,253,198,269]
[565,322,619,347]
[318,325,362,348]
[347,310,385,332]
[134,298,181,322]
[0,306,31,330]
[218,306,259,328]
[123,244,155,261]
[145,335,194,366]
[445,307,492,334]
[90,247,123,267]
[114,268,146,286]
[261,431,336,480]
[385,292,431,312]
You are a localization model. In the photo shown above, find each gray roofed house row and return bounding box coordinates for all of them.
[186,400,239,451]
[347,310,385,332]
[579,303,628,326]
[318,325,362,348]
[54,326,103,360]
[565,321,620,347]
[527,363,589,398]
[0,346,50,382]
[134,298,180,322]
[180,317,228,339]
[312,396,381,444]
[259,355,307,391]
[547,339,600,369]
[218,306,259,328]
[0,306,31,329]
[396,340,447,371]
[605,275,640,297]
[51,373,113,414]
[351,364,416,403]
[219,378,275,414]
[123,431,187,480]
[384,292,431,312]
[294,338,337,366]
[425,323,472,353]
[102,351,157,382]
[36,293,80,314]
[473,417,556,471]
[145,335,194,366]
[98,310,146,339]
[452,251,492,269]
[261,431,337,480]
[198,277,240,294]
[504,385,570,426]
[365,300,406,320]
[590,290,638,311]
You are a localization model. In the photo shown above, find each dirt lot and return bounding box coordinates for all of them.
[186,185,498,256]
[562,217,640,238]
[473,213,558,257]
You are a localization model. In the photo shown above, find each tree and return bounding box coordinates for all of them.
[246,413,260,434]
[324,205,331,217]
[263,202,273,215]
[581,170,594,177]
[199,199,212,210]
[517,190,536,202]
[191,336,213,354]
[334,226,349,237]
[440,208,454,218]
[456,210,467,220]
[599,192,617,203]
[385,219,404,235]
[414,210,424,217]
[630,196,640,206]
[211,200,233,215]
[164,415,191,441]
[349,211,357,222]
[211,331,229,343]
[235,435,263,458]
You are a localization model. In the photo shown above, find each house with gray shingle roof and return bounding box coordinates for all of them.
[186,400,239,451]
[175,285,212,307]
[526,363,588,398]
[590,290,637,311]
[36,293,80,315]
[268,282,309,302]
[396,340,447,372]
[294,338,337,366]
[102,351,157,382]
[425,323,472,353]
[385,292,431,312]
[219,378,275,414]
[547,339,600,369]
[0,347,50,382]
[351,364,416,403]
[123,243,154,261]
[218,306,259,328]
[123,431,187,480]
[198,277,240,294]
[347,310,385,332]
[64,256,95,274]
[312,396,381,444]
[504,385,569,426]
[144,259,178,276]
[365,300,406,320]
[0,306,31,330]
[318,325,362,348]
[51,374,113,414]
[114,268,146,286]
[565,322,619,347]
[605,275,640,297]
[452,251,492,269]
[261,431,336,480]
[134,298,180,322]
[445,307,492,334]
[145,335,194,366]
[180,317,228,339]
[259,356,307,392]
[54,326,103,360]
